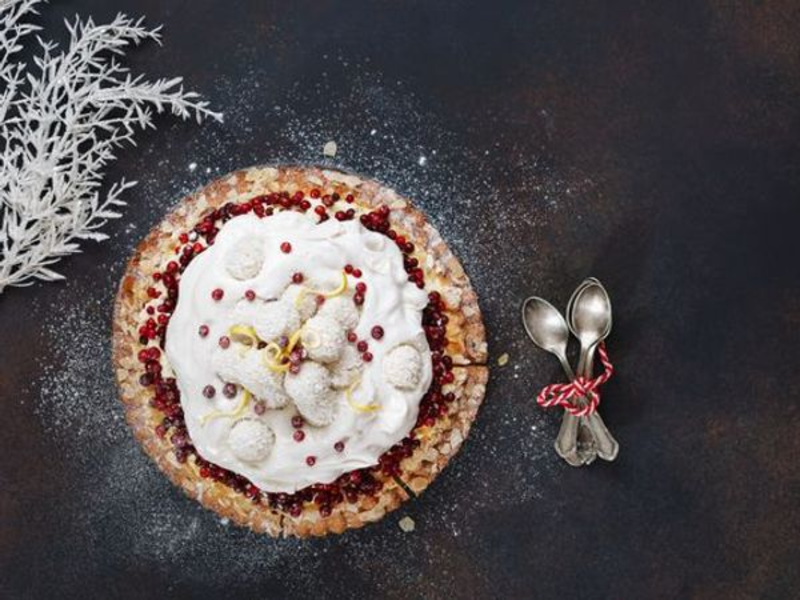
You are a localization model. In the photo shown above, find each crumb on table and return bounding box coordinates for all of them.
[323,141,337,157]
[398,516,415,532]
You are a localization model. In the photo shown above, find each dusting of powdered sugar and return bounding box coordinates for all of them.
[30,65,592,590]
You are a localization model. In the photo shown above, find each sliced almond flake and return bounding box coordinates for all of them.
[450,429,464,448]
[323,141,338,157]
[497,352,509,367]
[398,516,416,532]
[443,287,462,307]
[323,170,363,188]
[245,167,278,185]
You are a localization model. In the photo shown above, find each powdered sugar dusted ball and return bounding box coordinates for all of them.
[301,315,345,364]
[281,284,318,321]
[329,343,364,389]
[318,295,360,330]
[228,419,275,462]
[252,299,300,343]
[383,344,423,390]
[285,362,336,426]
[224,237,265,280]
[213,346,288,408]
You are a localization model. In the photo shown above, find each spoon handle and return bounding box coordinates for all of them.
[582,345,619,461]
[575,346,599,463]
[554,413,583,466]
[555,354,595,466]
[585,412,618,461]
[576,345,589,380]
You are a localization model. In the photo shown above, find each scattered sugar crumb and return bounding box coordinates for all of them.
[399,516,416,532]
[188,162,197,172]
[417,156,427,166]
[323,140,337,157]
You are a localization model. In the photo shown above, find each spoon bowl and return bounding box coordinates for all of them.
[521,297,571,363]
[566,277,599,334]
[570,282,612,350]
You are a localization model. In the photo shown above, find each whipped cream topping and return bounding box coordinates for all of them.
[165,211,431,493]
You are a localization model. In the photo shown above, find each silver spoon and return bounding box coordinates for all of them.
[561,278,601,463]
[569,280,619,460]
[521,296,584,466]
[564,278,604,461]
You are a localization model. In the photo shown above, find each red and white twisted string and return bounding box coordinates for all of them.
[536,342,614,417]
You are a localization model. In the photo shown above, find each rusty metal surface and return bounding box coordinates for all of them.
[1,1,799,598]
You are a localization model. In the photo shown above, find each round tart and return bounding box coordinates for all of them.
[113,166,488,537]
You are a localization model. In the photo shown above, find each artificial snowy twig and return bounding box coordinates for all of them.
[0,0,222,293]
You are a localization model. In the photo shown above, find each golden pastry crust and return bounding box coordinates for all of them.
[112,165,487,537]
[281,479,410,537]
[399,366,489,497]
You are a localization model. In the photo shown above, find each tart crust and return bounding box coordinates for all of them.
[399,366,489,496]
[113,165,488,537]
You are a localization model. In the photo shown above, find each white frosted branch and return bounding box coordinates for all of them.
[0,0,222,293]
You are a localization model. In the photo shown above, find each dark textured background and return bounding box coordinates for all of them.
[2,1,799,598]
